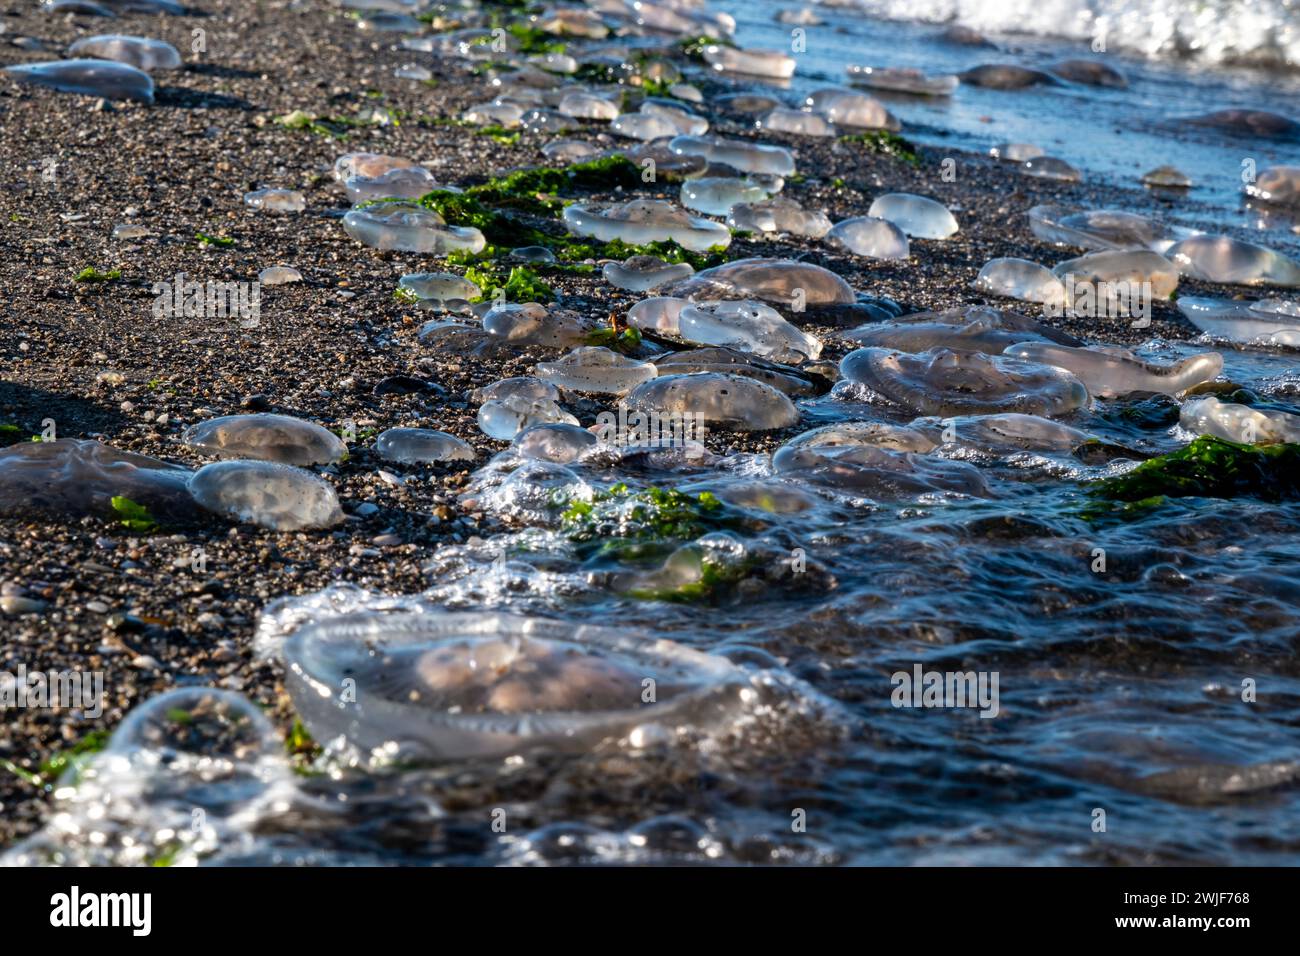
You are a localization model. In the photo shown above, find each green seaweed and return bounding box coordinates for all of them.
[1083,436,1300,519]
[839,130,921,166]
[110,496,159,533]
[561,483,732,547]
[583,325,642,354]
[462,264,554,303]
[39,729,111,783]
[625,550,752,603]
[194,231,236,248]
[73,267,121,283]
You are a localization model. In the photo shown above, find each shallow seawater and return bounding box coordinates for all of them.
[715,0,1300,236]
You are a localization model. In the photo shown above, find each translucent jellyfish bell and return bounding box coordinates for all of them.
[677,299,823,360]
[280,611,748,762]
[867,193,959,240]
[827,216,910,259]
[3,58,154,102]
[773,422,989,498]
[666,257,855,307]
[67,35,182,71]
[1004,342,1223,398]
[182,413,347,466]
[563,199,731,253]
[342,202,486,255]
[626,372,800,431]
[533,347,659,394]
[1165,235,1300,287]
[1181,396,1300,445]
[1176,296,1300,345]
[0,439,198,523]
[188,460,346,530]
[840,347,1089,417]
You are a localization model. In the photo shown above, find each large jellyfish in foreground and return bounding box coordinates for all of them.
[280,610,749,761]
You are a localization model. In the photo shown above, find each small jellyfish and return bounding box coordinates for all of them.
[826,216,910,260]
[482,303,594,349]
[843,305,1080,354]
[677,300,823,361]
[602,256,694,293]
[278,609,746,761]
[727,197,832,239]
[845,66,958,96]
[1176,296,1300,345]
[533,347,658,394]
[563,199,731,253]
[679,177,775,217]
[1021,156,1082,183]
[513,423,600,463]
[653,348,824,397]
[1180,396,1300,445]
[1244,165,1300,207]
[667,257,855,307]
[1052,249,1181,300]
[628,296,688,334]
[0,439,197,523]
[702,45,796,79]
[478,394,578,441]
[243,188,305,213]
[188,460,345,531]
[182,413,347,466]
[375,428,476,465]
[804,88,897,130]
[342,202,485,256]
[773,422,989,498]
[867,193,959,240]
[669,134,796,177]
[1143,165,1193,189]
[67,34,181,71]
[258,265,302,286]
[755,107,836,137]
[4,58,154,103]
[959,64,1060,89]
[990,143,1044,162]
[626,372,800,431]
[973,258,1065,308]
[1048,59,1127,88]
[1165,235,1300,287]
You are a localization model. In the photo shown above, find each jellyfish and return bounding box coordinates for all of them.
[840,347,1089,417]
[278,610,748,761]
[1004,343,1223,398]
[182,413,347,466]
[188,460,345,531]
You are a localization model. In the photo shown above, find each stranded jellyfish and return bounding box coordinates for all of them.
[0,439,198,523]
[563,199,731,252]
[843,305,1081,354]
[773,422,989,498]
[280,611,747,761]
[187,460,345,531]
[3,58,154,102]
[840,347,1089,418]
[1176,296,1300,345]
[666,257,855,307]
[1004,342,1223,398]
[626,372,800,431]
[1180,396,1300,445]
[182,413,347,466]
